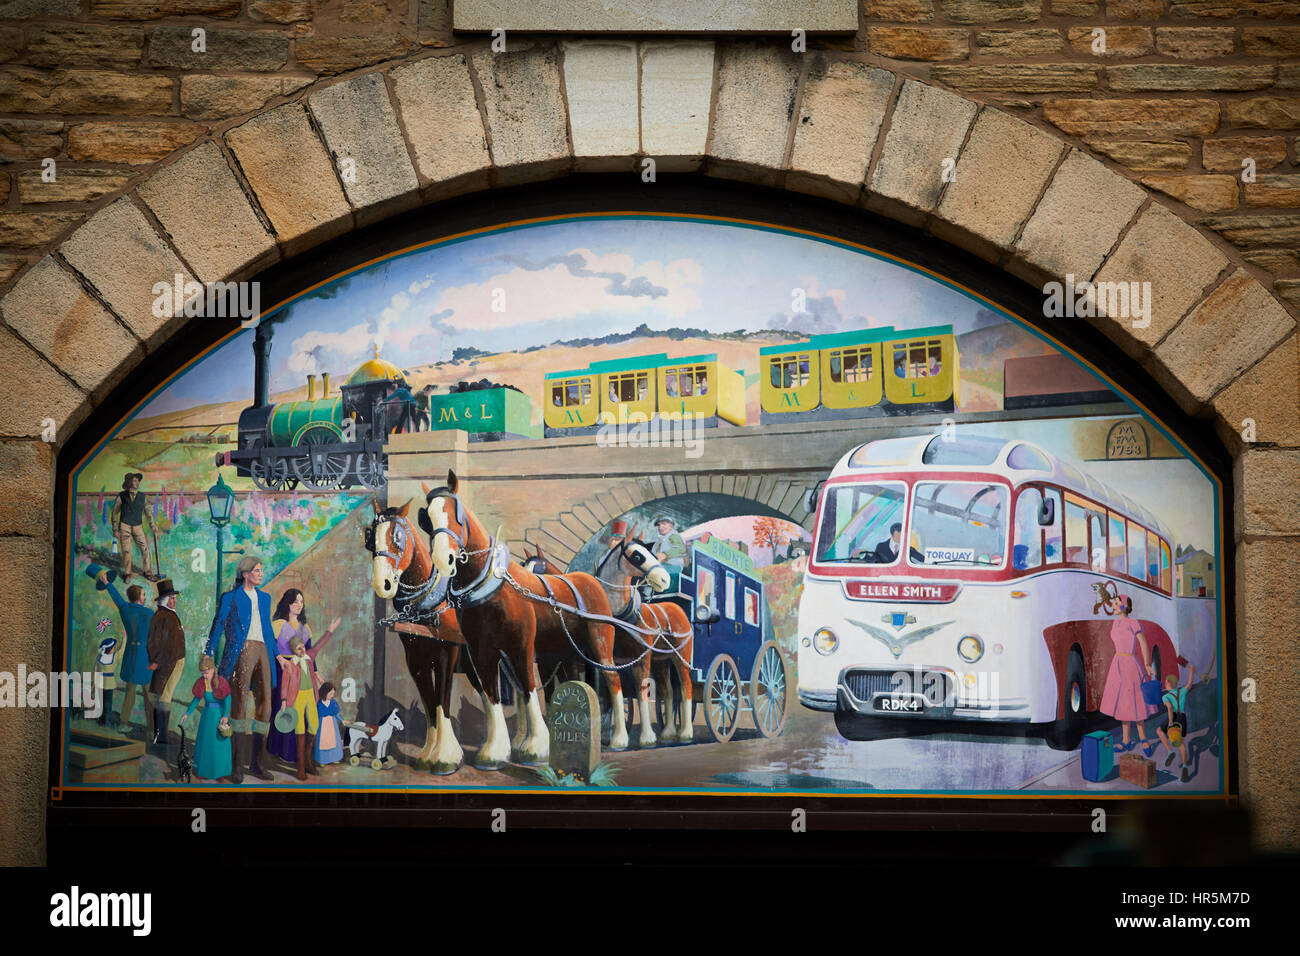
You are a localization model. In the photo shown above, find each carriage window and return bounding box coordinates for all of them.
[1160,540,1172,593]
[892,339,944,379]
[829,347,872,384]
[725,572,736,620]
[814,481,907,563]
[1063,493,1088,565]
[1146,530,1160,586]
[554,378,590,407]
[608,372,648,403]
[551,385,563,406]
[1013,488,1043,571]
[1127,520,1146,584]
[769,354,811,389]
[927,340,943,377]
[1043,488,1062,564]
[1108,512,1127,575]
[743,587,759,627]
[696,566,715,613]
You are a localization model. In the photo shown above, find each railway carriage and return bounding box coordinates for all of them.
[760,325,960,424]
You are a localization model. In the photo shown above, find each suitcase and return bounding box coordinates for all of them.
[1119,753,1157,789]
[1081,730,1114,782]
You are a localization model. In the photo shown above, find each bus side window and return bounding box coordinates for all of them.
[1160,540,1172,593]
[1088,511,1106,570]
[1043,488,1062,564]
[1146,530,1160,585]
[1127,519,1146,584]
[1064,495,1088,565]
[1013,489,1043,571]
[1107,511,1126,575]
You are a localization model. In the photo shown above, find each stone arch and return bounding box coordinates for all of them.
[5,38,1299,860]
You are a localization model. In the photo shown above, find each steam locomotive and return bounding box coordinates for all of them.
[217,326,395,491]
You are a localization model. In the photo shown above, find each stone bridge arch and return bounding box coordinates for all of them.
[4,37,1299,859]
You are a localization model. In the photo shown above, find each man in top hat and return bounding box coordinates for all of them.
[110,472,156,582]
[651,516,687,593]
[205,555,278,782]
[146,577,187,751]
[88,563,155,735]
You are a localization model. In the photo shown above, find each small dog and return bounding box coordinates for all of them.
[1091,580,1120,616]
[175,725,193,784]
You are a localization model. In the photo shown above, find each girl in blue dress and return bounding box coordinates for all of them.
[315,682,344,766]
[180,655,233,782]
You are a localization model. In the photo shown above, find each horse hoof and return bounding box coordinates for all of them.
[475,759,506,772]
[414,758,432,772]
[430,761,461,776]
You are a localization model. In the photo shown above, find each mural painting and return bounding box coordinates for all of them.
[57,215,1227,797]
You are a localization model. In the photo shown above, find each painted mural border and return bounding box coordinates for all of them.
[51,207,1234,803]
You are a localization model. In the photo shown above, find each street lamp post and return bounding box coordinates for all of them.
[206,474,242,604]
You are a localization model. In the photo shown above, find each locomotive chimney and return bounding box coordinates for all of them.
[253,323,274,407]
[307,375,315,401]
[322,372,330,397]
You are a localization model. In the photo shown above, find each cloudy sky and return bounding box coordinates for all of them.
[141,217,996,416]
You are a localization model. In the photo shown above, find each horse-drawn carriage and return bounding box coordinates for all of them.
[632,534,790,743]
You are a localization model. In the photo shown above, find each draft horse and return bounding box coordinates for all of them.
[592,526,695,747]
[364,499,478,774]
[419,471,628,768]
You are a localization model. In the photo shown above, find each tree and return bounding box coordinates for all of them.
[752,516,791,553]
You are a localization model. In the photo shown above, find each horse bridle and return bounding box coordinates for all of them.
[418,486,469,553]
[365,512,413,568]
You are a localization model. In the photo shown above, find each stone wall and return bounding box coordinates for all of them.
[1,0,1298,864]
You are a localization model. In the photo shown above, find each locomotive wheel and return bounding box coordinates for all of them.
[301,452,352,490]
[356,451,386,490]
[249,457,291,491]
[750,641,789,738]
[704,654,741,743]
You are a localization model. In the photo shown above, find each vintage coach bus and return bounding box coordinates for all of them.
[795,433,1181,750]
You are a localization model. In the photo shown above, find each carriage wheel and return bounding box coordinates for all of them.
[356,450,386,490]
[750,641,789,738]
[704,654,741,743]
[249,457,291,491]
[349,755,360,767]
[370,757,383,770]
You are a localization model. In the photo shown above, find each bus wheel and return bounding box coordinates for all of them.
[1046,650,1086,751]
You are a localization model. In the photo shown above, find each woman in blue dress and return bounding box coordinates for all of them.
[314,682,345,766]
[179,655,233,781]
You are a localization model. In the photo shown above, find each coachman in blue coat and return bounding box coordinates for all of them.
[205,555,279,782]
[88,563,154,736]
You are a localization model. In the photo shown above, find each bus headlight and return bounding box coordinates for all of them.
[813,627,839,656]
[958,635,984,663]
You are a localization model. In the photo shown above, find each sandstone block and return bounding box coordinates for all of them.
[789,58,894,202]
[249,0,315,22]
[66,122,204,165]
[0,254,28,285]
[1241,249,1299,273]
[89,0,240,16]
[708,43,801,186]
[17,168,132,204]
[866,80,977,226]
[1242,26,1300,56]
[309,73,420,225]
[639,40,713,172]
[562,41,639,171]
[1224,97,1300,130]
[147,26,289,72]
[933,64,1098,92]
[180,75,311,121]
[0,211,81,248]
[1044,98,1219,137]
[1274,278,1300,309]
[1153,270,1295,410]
[59,197,197,348]
[1139,174,1238,212]
[868,27,969,60]
[1107,0,1164,15]
[138,141,278,283]
[864,0,934,18]
[1107,65,1273,92]
[1154,26,1234,58]
[1202,136,1287,172]
[470,43,570,187]
[0,256,141,396]
[1067,26,1152,56]
[226,103,353,256]
[939,0,1040,22]
[1211,334,1300,450]
[1245,175,1300,208]
[0,120,62,162]
[1201,213,1300,247]
[25,25,145,70]
[934,108,1064,261]
[1012,149,1146,283]
[975,29,1064,56]
[1235,450,1300,537]
[454,0,858,31]
[294,34,413,75]
[1092,203,1227,356]
[0,0,76,15]
[0,326,85,440]
[0,442,53,538]
[390,54,490,196]
[1087,140,1190,170]
[0,68,172,116]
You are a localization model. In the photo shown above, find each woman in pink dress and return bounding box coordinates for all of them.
[1099,593,1156,753]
